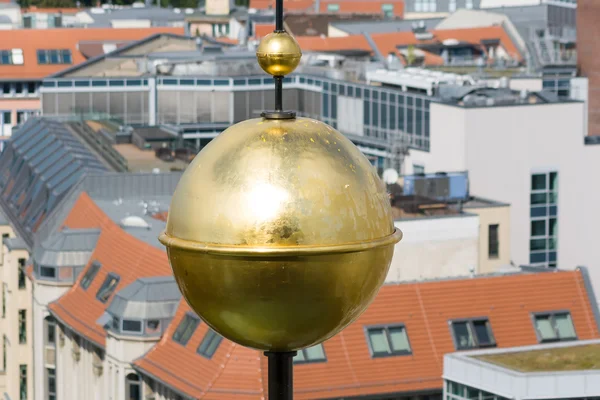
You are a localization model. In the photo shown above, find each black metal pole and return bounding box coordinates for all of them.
[274,76,283,112]
[275,0,284,31]
[265,351,295,400]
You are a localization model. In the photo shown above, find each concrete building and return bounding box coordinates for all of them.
[577,0,600,137]
[0,27,185,145]
[401,83,600,303]
[443,339,600,400]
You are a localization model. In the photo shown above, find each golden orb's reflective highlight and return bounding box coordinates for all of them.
[160,117,402,351]
[256,31,302,76]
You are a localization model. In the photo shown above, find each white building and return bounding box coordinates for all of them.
[403,85,600,303]
[443,339,600,400]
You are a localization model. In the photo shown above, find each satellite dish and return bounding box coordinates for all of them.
[382,169,399,185]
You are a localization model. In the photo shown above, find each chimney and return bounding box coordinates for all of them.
[386,52,402,71]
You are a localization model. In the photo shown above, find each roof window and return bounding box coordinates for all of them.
[37,49,72,65]
[0,49,23,65]
[533,311,577,343]
[293,344,326,364]
[80,262,100,290]
[365,324,411,357]
[450,318,496,350]
[173,313,200,346]
[96,273,120,303]
[196,329,223,359]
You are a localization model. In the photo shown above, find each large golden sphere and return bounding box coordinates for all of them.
[256,31,302,76]
[159,117,402,351]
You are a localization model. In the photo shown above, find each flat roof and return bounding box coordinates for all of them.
[476,343,600,372]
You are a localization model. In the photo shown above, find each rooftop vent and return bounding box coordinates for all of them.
[120,216,150,230]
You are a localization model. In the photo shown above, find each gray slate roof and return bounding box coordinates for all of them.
[107,276,181,319]
[330,18,443,35]
[83,6,186,27]
[33,228,100,267]
[5,237,28,251]
[0,118,108,249]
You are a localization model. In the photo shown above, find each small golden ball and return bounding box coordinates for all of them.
[256,31,302,76]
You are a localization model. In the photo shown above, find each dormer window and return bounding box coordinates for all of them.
[37,49,72,65]
[0,49,24,65]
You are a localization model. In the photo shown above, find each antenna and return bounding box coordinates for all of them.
[382,168,399,185]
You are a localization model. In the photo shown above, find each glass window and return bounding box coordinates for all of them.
[80,262,100,290]
[46,316,56,346]
[363,100,370,125]
[532,174,546,190]
[122,320,142,333]
[366,325,411,357]
[451,319,495,350]
[40,266,56,279]
[2,83,10,94]
[18,262,26,289]
[197,329,223,359]
[3,111,11,125]
[173,313,200,345]
[19,365,26,400]
[146,320,160,334]
[19,309,26,344]
[488,224,499,259]
[125,373,141,400]
[294,344,326,364]
[37,50,47,64]
[531,220,546,237]
[15,82,23,94]
[96,274,120,303]
[47,368,56,400]
[534,312,576,342]
[372,102,378,126]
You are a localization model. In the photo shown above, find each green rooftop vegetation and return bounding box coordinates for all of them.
[476,344,600,372]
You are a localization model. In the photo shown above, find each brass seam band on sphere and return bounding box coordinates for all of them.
[159,228,402,257]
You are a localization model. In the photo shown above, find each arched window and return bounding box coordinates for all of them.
[125,373,141,400]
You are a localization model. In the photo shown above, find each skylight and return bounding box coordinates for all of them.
[172,313,200,346]
[533,311,577,343]
[197,329,223,359]
[80,262,101,290]
[293,344,326,364]
[366,325,412,357]
[37,49,72,65]
[450,318,496,350]
[96,273,120,303]
[0,49,24,65]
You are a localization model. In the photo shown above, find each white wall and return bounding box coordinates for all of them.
[387,214,479,282]
[417,101,600,301]
[33,283,70,400]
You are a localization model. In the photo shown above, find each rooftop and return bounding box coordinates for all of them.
[0,27,185,80]
[134,269,600,399]
[476,343,600,372]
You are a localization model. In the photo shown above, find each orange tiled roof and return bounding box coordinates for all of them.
[21,6,81,13]
[250,0,315,11]
[254,23,275,39]
[319,0,404,17]
[134,269,600,399]
[296,34,373,53]
[250,0,404,16]
[48,192,171,347]
[296,26,522,65]
[372,26,523,63]
[0,27,185,80]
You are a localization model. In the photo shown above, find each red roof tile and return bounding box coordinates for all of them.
[296,34,373,53]
[319,0,404,17]
[250,0,315,11]
[135,269,600,399]
[21,6,81,13]
[0,27,185,80]
[49,192,171,347]
[254,23,275,39]
[250,0,404,16]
